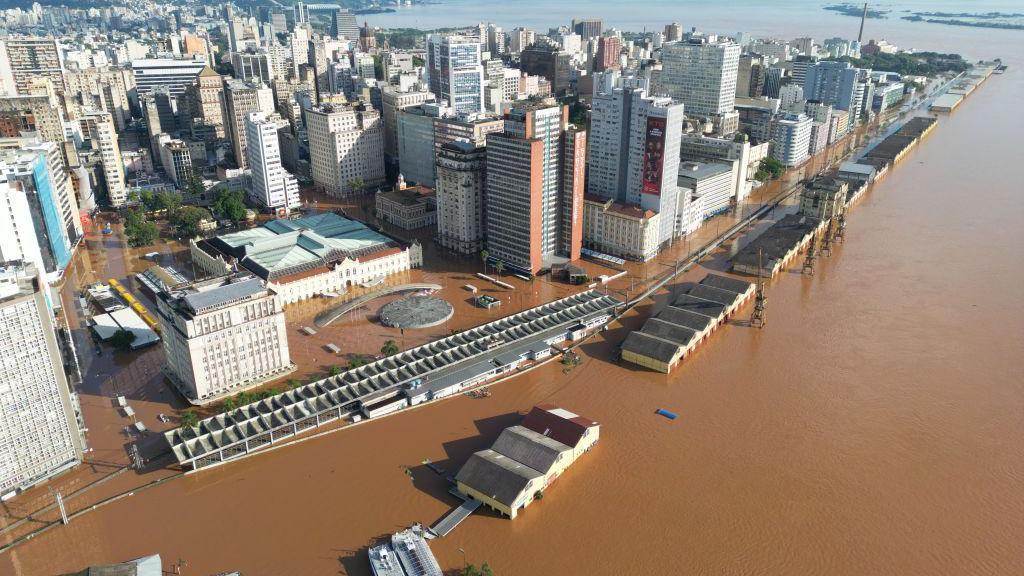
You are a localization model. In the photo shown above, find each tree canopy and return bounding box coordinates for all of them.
[109,329,136,351]
[124,207,160,247]
[212,189,248,222]
[171,206,213,238]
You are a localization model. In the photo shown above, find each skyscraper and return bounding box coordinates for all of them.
[223,79,275,169]
[245,112,300,213]
[0,261,84,501]
[182,65,225,140]
[306,103,385,197]
[594,36,621,72]
[80,111,127,207]
[131,58,207,97]
[1,37,65,96]
[771,112,812,167]
[331,9,359,41]
[588,77,684,247]
[484,100,585,274]
[435,141,487,255]
[661,37,741,118]
[803,60,860,112]
[572,18,603,40]
[426,35,484,115]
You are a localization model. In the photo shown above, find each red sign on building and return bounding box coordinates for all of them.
[641,117,666,196]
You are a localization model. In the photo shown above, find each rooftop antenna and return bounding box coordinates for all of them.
[858,3,868,43]
[750,248,767,328]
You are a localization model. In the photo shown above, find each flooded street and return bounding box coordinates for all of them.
[2,14,1023,576]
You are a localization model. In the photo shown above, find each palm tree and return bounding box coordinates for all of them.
[480,249,489,274]
[494,260,505,277]
[381,340,399,356]
[180,410,199,428]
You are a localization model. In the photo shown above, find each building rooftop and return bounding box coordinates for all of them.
[456,449,543,507]
[520,404,598,449]
[584,195,657,220]
[699,273,754,295]
[677,161,732,182]
[672,292,728,319]
[490,425,572,475]
[621,331,682,364]
[686,283,744,307]
[655,305,715,333]
[731,213,821,271]
[179,277,267,316]
[0,262,37,303]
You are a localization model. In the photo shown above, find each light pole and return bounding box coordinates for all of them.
[458,547,468,569]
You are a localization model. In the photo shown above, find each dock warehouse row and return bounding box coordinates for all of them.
[732,214,825,278]
[165,290,621,471]
[621,274,754,373]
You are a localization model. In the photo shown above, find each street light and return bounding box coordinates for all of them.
[458,547,468,568]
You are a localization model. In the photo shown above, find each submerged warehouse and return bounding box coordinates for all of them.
[621,274,754,373]
[165,291,620,471]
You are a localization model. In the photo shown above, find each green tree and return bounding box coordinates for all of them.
[212,188,247,222]
[171,205,212,238]
[349,354,370,368]
[124,207,160,247]
[109,329,136,351]
[759,158,785,180]
[494,260,505,277]
[480,249,489,274]
[286,378,300,389]
[328,365,342,376]
[462,564,495,576]
[180,410,199,428]
[222,397,236,412]
[381,340,399,356]
[347,177,365,196]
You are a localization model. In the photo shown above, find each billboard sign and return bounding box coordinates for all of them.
[641,117,667,196]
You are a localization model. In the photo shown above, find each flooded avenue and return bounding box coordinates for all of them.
[3,21,1023,576]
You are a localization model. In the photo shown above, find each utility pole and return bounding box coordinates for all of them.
[750,248,767,328]
[802,232,817,275]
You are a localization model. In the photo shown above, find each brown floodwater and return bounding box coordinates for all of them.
[4,34,1024,576]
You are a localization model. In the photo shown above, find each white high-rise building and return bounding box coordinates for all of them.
[156,275,293,405]
[246,112,300,213]
[771,112,812,167]
[588,74,684,247]
[426,34,485,115]
[661,37,741,118]
[0,262,84,500]
[306,103,385,197]
[80,111,127,207]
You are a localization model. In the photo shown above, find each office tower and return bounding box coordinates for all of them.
[588,78,683,247]
[792,37,815,56]
[771,112,812,167]
[131,58,207,97]
[737,54,766,98]
[156,275,292,405]
[80,111,127,207]
[63,68,132,131]
[487,24,506,56]
[381,88,435,163]
[433,114,504,164]
[397,103,446,187]
[158,139,192,186]
[663,23,683,43]
[661,37,740,118]
[223,79,275,169]
[271,10,287,33]
[508,27,535,54]
[306,103,384,197]
[572,18,603,40]
[245,112,300,213]
[764,66,784,99]
[435,141,486,255]
[231,49,273,85]
[293,2,308,26]
[331,9,358,40]
[779,84,805,111]
[0,95,65,143]
[749,39,790,63]
[803,60,860,112]
[228,18,246,53]
[1,37,65,96]
[484,100,585,274]
[327,60,354,98]
[0,141,80,281]
[426,35,484,115]
[790,54,819,87]
[353,54,376,81]
[595,36,621,72]
[520,44,573,95]
[0,262,84,500]
[182,65,225,140]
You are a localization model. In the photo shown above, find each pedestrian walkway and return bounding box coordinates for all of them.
[429,496,482,537]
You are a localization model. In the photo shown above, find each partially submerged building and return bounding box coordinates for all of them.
[455,405,600,519]
[191,212,422,305]
[368,526,442,576]
[731,213,823,277]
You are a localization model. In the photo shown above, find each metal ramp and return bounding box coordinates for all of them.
[429,497,481,537]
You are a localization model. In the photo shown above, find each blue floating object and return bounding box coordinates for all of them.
[656,409,677,420]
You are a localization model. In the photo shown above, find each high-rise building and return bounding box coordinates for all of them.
[331,9,359,40]
[0,95,65,143]
[520,44,574,96]
[508,28,536,54]
[63,68,132,132]
[1,37,65,96]
[223,79,275,169]
[435,141,487,255]
[588,77,683,247]
[397,104,444,187]
[487,23,506,56]
[306,103,385,197]
[663,23,683,43]
[764,66,784,99]
[131,58,207,97]
[737,54,766,98]
[182,65,225,140]
[245,112,300,213]
[426,35,484,115]
[0,141,80,281]
[572,18,603,40]
[803,60,860,112]
[484,100,585,274]
[595,36,621,72]
[433,114,504,164]
[661,37,740,118]
[80,111,127,207]
[156,275,292,405]
[381,87,435,162]
[231,49,273,86]
[158,139,192,187]
[0,262,84,500]
[771,112,812,167]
